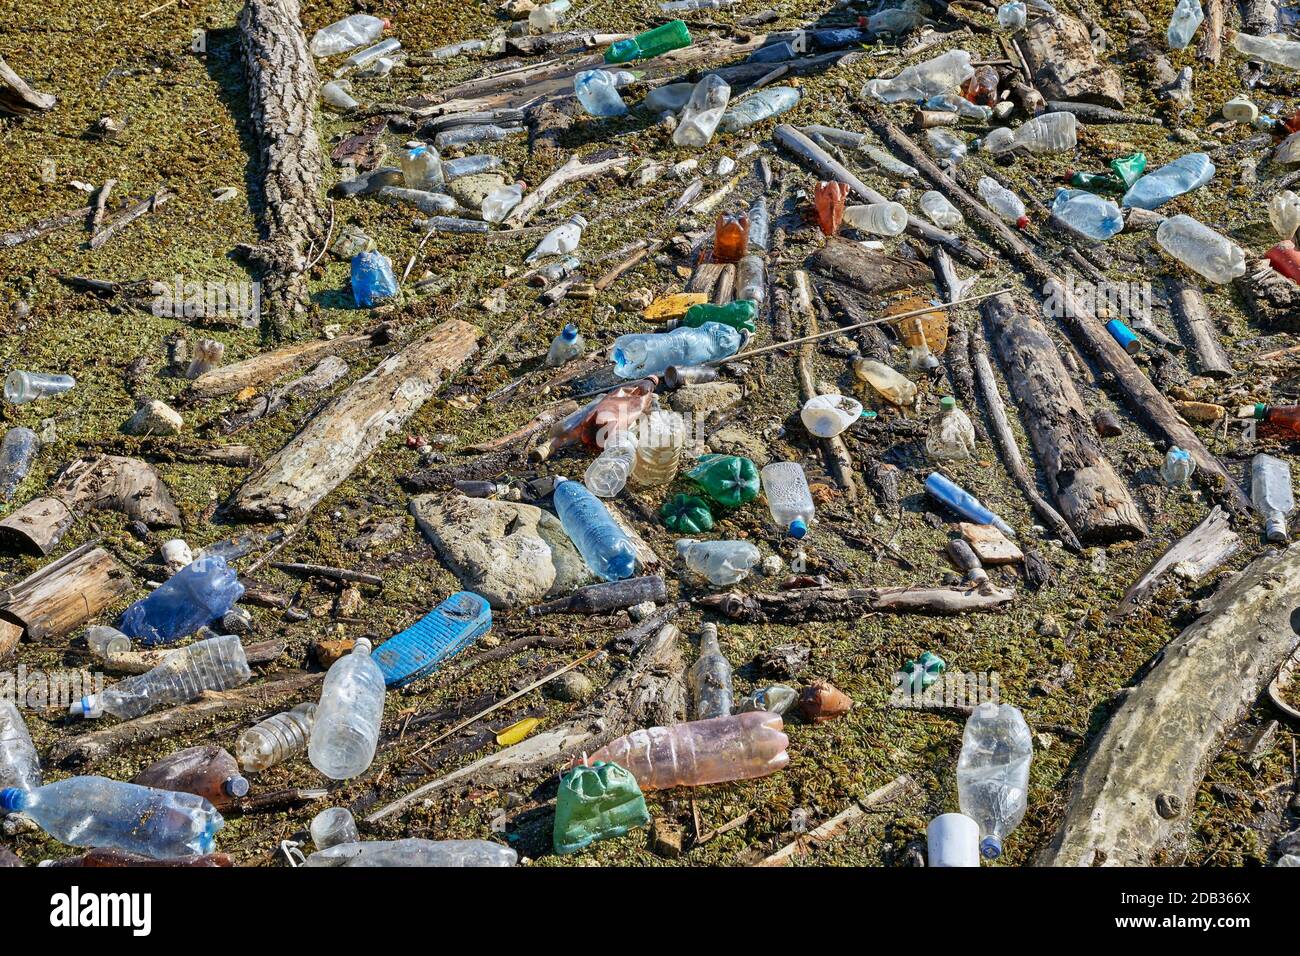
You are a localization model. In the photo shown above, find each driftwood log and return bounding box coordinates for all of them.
[1,205,92,248]
[982,293,1146,542]
[1113,506,1240,617]
[53,455,181,527]
[503,151,630,227]
[0,544,131,642]
[806,235,935,295]
[1242,0,1281,34]
[0,54,56,115]
[1041,543,1300,865]
[98,639,286,675]
[228,319,480,521]
[1018,14,1125,108]
[0,496,75,555]
[187,333,370,400]
[696,583,1015,623]
[0,619,19,661]
[1166,277,1232,378]
[238,0,325,339]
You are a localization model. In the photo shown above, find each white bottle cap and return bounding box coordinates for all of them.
[927,812,980,867]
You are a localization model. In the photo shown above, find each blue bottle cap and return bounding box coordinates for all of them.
[980,835,1003,859]
[789,518,809,539]
[561,324,579,341]
[0,787,27,812]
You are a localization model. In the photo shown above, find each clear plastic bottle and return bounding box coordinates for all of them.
[1233,31,1300,69]
[310,14,387,57]
[853,358,917,406]
[4,370,76,405]
[2,777,223,859]
[997,0,1027,29]
[445,154,503,179]
[1269,190,1300,242]
[673,74,731,148]
[1052,188,1124,241]
[118,555,245,647]
[801,394,863,437]
[630,409,686,487]
[676,538,761,586]
[1156,215,1246,284]
[760,461,816,538]
[336,38,401,77]
[1167,0,1204,48]
[588,712,789,790]
[70,635,252,720]
[553,477,639,580]
[920,191,964,228]
[237,702,317,772]
[843,202,909,236]
[661,0,734,9]
[310,807,360,850]
[1121,153,1215,210]
[957,702,1032,860]
[0,426,38,500]
[718,86,801,132]
[322,80,359,111]
[526,214,587,263]
[400,144,444,190]
[131,745,248,810]
[574,70,628,117]
[747,198,770,251]
[1160,446,1196,486]
[736,255,766,306]
[305,838,517,867]
[1252,453,1294,543]
[481,183,523,223]
[584,431,639,498]
[926,396,977,461]
[927,128,968,164]
[926,93,992,122]
[612,322,743,378]
[983,111,1078,156]
[644,83,694,114]
[309,638,386,780]
[545,323,585,367]
[863,49,974,103]
[0,700,40,792]
[529,0,571,33]
[688,623,733,719]
[978,176,1029,229]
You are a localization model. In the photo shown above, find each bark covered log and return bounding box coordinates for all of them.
[806,236,934,295]
[1167,277,1232,378]
[187,333,370,401]
[0,496,75,555]
[1019,14,1125,108]
[0,544,132,642]
[53,455,182,528]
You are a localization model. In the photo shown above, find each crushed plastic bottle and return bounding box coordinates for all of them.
[574,69,628,117]
[1233,31,1300,70]
[0,700,40,792]
[589,712,789,790]
[689,622,733,719]
[673,74,731,147]
[983,112,1078,156]
[843,201,909,236]
[926,397,977,462]
[336,38,401,77]
[927,128,968,164]
[1166,0,1204,49]
[554,477,639,580]
[747,198,770,250]
[736,255,766,305]
[309,638,385,780]
[310,807,359,850]
[310,14,387,57]
[606,20,693,64]
[1269,190,1300,242]
[546,323,585,366]
[553,760,649,855]
[351,251,399,307]
[1051,188,1124,241]
[718,86,801,132]
[612,322,742,378]
[926,93,992,122]
[1121,153,1215,209]
[529,0,571,33]
[864,49,974,103]
[131,745,248,810]
[736,684,798,715]
[305,838,517,867]
[4,370,75,405]
[677,538,761,586]
[853,358,917,406]
[978,176,1028,229]
[957,702,1032,859]
[801,394,863,437]
[687,453,760,508]
[925,472,1016,537]
[0,426,38,500]
[400,145,444,190]
[1156,214,1246,283]
[71,635,251,720]
[118,555,244,647]
[997,0,1027,29]
[815,179,851,235]
[1252,453,1294,542]
[761,461,816,538]
[526,214,587,263]
[237,702,316,773]
[1161,446,1196,486]
[585,431,638,498]
[920,190,964,228]
[682,300,756,334]
[962,63,1000,105]
[630,409,686,487]
[321,80,358,111]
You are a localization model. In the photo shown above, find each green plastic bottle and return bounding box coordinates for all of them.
[686,453,760,509]
[683,300,757,334]
[661,493,714,533]
[1111,152,1146,189]
[604,20,692,64]
[553,761,650,855]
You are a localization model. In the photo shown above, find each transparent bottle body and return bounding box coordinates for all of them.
[131,745,248,809]
[677,539,761,586]
[0,700,41,791]
[1233,31,1300,69]
[310,807,360,850]
[1166,0,1204,49]
[0,426,38,499]
[545,326,585,367]
[305,838,517,867]
[843,202,909,236]
[978,176,1026,223]
[630,410,686,487]
[237,702,316,772]
[926,405,977,461]
[920,191,964,228]
[310,14,385,57]
[309,639,386,780]
[1121,153,1215,210]
[612,322,742,378]
[672,75,731,147]
[553,479,639,581]
[584,433,638,498]
[574,70,628,117]
[118,555,244,647]
[86,635,252,720]
[801,394,862,438]
[863,49,974,103]
[957,702,1032,859]
[1156,215,1246,283]
[526,216,586,262]
[1052,189,1124,241]
[400,145,444,190]
[760,461,816,536]
[4,370,76,405]
[482,184,523,223]
[717,86,800,132]
[689,625,733,719]
[736,255,766,305]
[853,358,916,405]
[1252,453,1294,542]
[1269,190,1300,242]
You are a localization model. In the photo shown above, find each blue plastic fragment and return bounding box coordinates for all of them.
[374,591,492,687]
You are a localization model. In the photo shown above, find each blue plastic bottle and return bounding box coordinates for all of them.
[118,556,245,647]
[925,472,1016,538]
[1051,188,1124,241]
[374,591,493,687]
[351,251,399,307]
[612,322,743,379]
[1121,153,1215,210]
[553,478,639,581]
[0,777,223,860]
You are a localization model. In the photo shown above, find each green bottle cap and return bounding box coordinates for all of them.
[940,396,956,410]
[1256,402,1268,420]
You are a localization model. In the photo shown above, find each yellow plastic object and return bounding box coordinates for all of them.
[496,717,541,747]
[643,292,708,322]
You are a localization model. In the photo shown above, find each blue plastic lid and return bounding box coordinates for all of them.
[789,518,809,539]
[980,835,1002,860]
[0,787,27,812]
[561,324,579,341]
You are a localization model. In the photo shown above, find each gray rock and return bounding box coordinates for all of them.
[448,172,507,210]
[669,382,743,420]
[122,399,183,436]
[545,671,595,703]
[705,424,769,465]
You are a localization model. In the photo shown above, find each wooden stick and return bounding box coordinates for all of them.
[269,562,383,587]
[0,54,56,115]
[1197,0,1225,63]
[793,270,858,499]
[89,179,116,233]
[88,189,172,250]
[1,205,94,248]
[697,584,1016,622]
[756,775,919,866]
[504,152,630,227]
[1167,277,1232,378]
[1112,506,1240,618]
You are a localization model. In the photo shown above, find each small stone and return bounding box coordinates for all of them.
[669,383,743,419]
[2,813,38,836]
[545,671,594,703]
[650,819,684,858]
[757,643,811,679]
[315,638,355,668]
[760,554,784,576]
[212,186,238,202]
[448,172,507,209]
[500,0,537,18]
[122,399,184,436]
[959,522,1023,565]
[706,425,769,465]
[799,679,854,723]
[222,607,253,634]
[1037,614,1062,638]
[627,600,656,622]
[335,585,363,617]
[1155,792,1182,819]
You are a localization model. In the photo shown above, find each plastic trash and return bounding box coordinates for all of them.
[863,49,974,103]
[761,461,816,538]
[589,711,789,790]
[117,556,244,647]
[309,638,386,780]
[84,625,131,661]
[131,745,248,810]
[434,124,518,150]
[661,0,734,9]
[0,426,37,500]
[682,300,756,333]
[554,477,639,581]
[713,212,749,263]
[612,322,743,378]
[801,393,863,437]
[736,255,766,306]
[337,37,401,77]
[304,838,517,867]
[1,777,223,860]
[978,176,1028,228]
[926,93,992,122]
[926,397,977,462]
[735,684,798,715]
[1233,31,1300,69]
[928,812,980,867]
[310,14,386,57]
[687,453,760,508]
[1161,446,1196,486]
[815,179,851,235]
[311,807,360,850]
[686,622,735,720]
[1252,453,1294,543]
[925,472,1016,537]
[0,700,40,793]
[321,80,358,111]
[661,493,713,532]
[445,154,503,179]
[546,323,585,366]
[1222,94,1258,124]
[529,0,571,33]
[957,701,1032,859]
[853,358,917,406]
[237,702,316,773]
[540,378,657,455]
[861,142,921,179]
[526,214,587,263]
[1052,188,1124,241]
[574,69,628,117]
[643,83,694,114]
[926,128,968,164]
[1155,214,1246,283]
[378,185,458,214]
[1121,153,1215,209]
[962,63,1000,105]
[1252,402,1300,439]
[585,431,639,497]
[843,201,909,236]
[4,370,75,405]
[997,1,1027,29]
[71,634,251,720]
[553,761,649,855]
[984,112,1077,156]
[677,538,761,586]
[900,650,947,691]
[1166,0,1204,49]
[630,409,686,487]
[351,250,399,307]
[673,74,731,147]
[718,86,801,132]
[920,191,964,228]
[399,145,443,190]
[374,591,493,687]
[605,20,693,64]
[1269,190,1300,242]
[1106,319,1140,354]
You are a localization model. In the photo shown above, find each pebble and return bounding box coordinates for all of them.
[545,671,594,703]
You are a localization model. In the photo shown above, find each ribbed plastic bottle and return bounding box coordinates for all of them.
[1166,0,1204,48]
[305,838,518,867]
[843,202,909,236]
[689,623,733,720]
[1156,215,1246,283]
[71,635,252,719]
[553,477,639,580]
[237,702,317,772]
[853,358,917,406]
[0,777,223,860]
[0,426,37,500]
[717,86,801,132]
[1269,190,1300,242]
[920,191,964,228]
[546,324,585,366]
[400,144,444,190]
[957,702,1033,859]
[863,49,974,103]
[311,807,360,850]
[1252,453,1294,543]
[612,322,743,378]
[630,409,686,487]
[309,638,386,780]
[1052,188,1124,241]
[983,112,1077,156]
[677,538,760,586]
[736,255,766,306]
[131,745,248,810]
[587,712,789,790]
[584,431,639,498]
[310,14,387,57]
[673,74,731,147]
[926,397,977,461]
[118,555,245,647]
[760,461,816,538]
[978,176,1028,228]
[1121,153,1215,209]
[0,700,40,792]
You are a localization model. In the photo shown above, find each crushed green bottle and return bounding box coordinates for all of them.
[661,493,714,533]
[553,760,650,855]
[683,300,757,334]
[686,453,760,509]
[899,650,946,692]
[604,20,692,64]
[1068,153,1146,195]
[1111,152,1146,189]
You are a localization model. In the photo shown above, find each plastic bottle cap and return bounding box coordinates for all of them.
[561,324,579,341]
[940,396,956,410]
[0,787,26,812]
[570,214,588,228]
[1255,402,1268,420]
[1015,216,1029,229]
[788,518,809,539]
[979,835,1003,859]
[69,695,103,718]
[225,775,251,798]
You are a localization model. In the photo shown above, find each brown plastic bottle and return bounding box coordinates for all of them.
[1256,403,1300,438]
[713,212,750,263]
[131,744,249,810]
[814,180,850,236]
[961,65,999,106]
[534,377,658,458]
